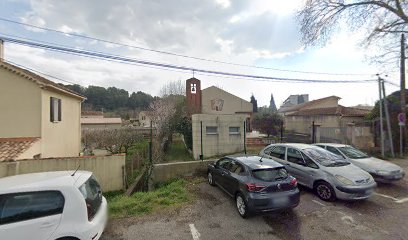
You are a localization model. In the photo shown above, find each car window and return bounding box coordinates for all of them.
[287,148,305,165]
[217,158,232,170]
[303,148,350,167]
[315,145,326,149]
[229,161,245,174]
[252,167,288,181]
[301,153,319,169]
[268,146,286,160]
[79,175,102,221]
[338,146,369,159]
[0,191,64,225]
[326,146,345,158]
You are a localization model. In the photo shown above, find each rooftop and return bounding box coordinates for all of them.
[0,137,39,161]
[286,105,370,117]
[81,117,122,125]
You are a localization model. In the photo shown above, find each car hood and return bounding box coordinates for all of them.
[349,157,403,173]
[323,163,372,182]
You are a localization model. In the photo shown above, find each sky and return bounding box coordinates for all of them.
[0,0,401,107]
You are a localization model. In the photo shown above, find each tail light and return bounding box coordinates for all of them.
[246,183,266,192]
[290,178,298,187]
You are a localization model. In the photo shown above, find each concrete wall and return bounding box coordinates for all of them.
[192,114,248,159]
[41,89,82,158]
[302,97,339,110]
[0,67,41,138]
[81,123,122,129]
[285,115,340,134]
[150,159,215,184]
[0,155,125,192]
[201,87,252,114]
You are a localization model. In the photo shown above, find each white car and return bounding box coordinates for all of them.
[0,171,108,240]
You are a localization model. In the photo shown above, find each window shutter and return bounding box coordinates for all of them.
[50,97,54,122]
[58,99,62,121]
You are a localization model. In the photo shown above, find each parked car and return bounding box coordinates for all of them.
[0,171,107,240]
[314,143,405,183]
[259,144,377,201]
[207,155,300,218]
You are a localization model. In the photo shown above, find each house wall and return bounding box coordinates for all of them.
[301,97,339,110]
[41,89,82,158]
[192,114,248,160]
[285,115,340,134]
[0,67,41,138]
[201,87,252,114]
[0,155,125,192]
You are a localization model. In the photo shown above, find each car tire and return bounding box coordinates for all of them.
[208,171,215,186]
[236,193,249,218]
[315,181,336,202]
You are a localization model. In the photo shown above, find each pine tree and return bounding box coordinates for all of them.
[269,94,277,113]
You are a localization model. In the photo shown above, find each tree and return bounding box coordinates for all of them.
[250,94,258,113]
[128,91,154,110]
[269,94,277,113]
[298,0,408,65]
[252,113,283,137]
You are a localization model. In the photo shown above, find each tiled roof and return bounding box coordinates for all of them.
[81,111,103,116]
[0,138,39,161]
[81,118,122,125]
[279,96,341,113]
[287,106,370,117]
[0,61,85,100]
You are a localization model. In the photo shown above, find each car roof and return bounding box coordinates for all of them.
[266,143,319,150]
[314,143,349,147]
[229,155,284,170]
[0,171,92,194]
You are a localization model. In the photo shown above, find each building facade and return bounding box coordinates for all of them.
[0,61,85,161]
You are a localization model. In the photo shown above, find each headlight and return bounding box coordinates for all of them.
[335,175,354,185]
[376,170,391,175]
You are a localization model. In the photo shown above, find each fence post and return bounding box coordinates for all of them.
[200,121,203,160]
[280,120,284,143]
[312,121,315,143]
[244,121,247,155]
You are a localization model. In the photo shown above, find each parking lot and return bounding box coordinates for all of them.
[101,159,408,240]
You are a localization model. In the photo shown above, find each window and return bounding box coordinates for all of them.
[252,168,288,181]
[229,161,245,174]
[287,148,305,165]
[229,127,240,135]
[217,158,232,170]
[0,191,64,225]
[268,146,286,160]
[79,175,102,221]
[206,126,218,135]
[50,97,61,122]
[301,153,319,169]
[326,146,345,158]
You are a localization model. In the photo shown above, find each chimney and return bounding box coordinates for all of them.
[0,39,3,61]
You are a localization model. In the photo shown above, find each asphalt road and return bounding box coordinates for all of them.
[101,158,408,240]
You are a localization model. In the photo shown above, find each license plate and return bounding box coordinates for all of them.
[273,196,289,205]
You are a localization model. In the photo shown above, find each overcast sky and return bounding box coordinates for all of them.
[0,0,401,107]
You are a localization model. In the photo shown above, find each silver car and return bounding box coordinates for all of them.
[259,143,377,201]
[315,143,405,183]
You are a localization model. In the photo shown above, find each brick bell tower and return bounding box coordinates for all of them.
[186,77,202,114]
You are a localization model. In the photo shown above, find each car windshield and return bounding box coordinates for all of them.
[251,167,288,181]
[338,146,369,159]
[303,148,350,167]
[79,175,102,221]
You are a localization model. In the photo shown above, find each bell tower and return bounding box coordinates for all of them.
[186,77,202,114]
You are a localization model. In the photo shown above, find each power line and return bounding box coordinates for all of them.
[0,17,374,76]
[0,35,378,84]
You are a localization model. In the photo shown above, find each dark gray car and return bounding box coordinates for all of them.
[207,155,300,218]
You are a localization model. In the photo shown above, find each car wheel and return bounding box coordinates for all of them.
[208,171,215,186]
[236,193,249,218]
[315,181,336,201]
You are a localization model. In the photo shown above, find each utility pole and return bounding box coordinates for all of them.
[381,79,395,158]
[401,33,406,154]
[378,75,385,157]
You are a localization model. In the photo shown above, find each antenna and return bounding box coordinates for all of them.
[259,155,264,163]
[71,164,81,176]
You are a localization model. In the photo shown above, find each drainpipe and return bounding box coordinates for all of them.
[0,39,4,61]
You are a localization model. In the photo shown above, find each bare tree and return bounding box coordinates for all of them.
[298,0,408,67]
[159,80,185,97]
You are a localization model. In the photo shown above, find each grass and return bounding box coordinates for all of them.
[106,179,193,218]
[164,137,194,162]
